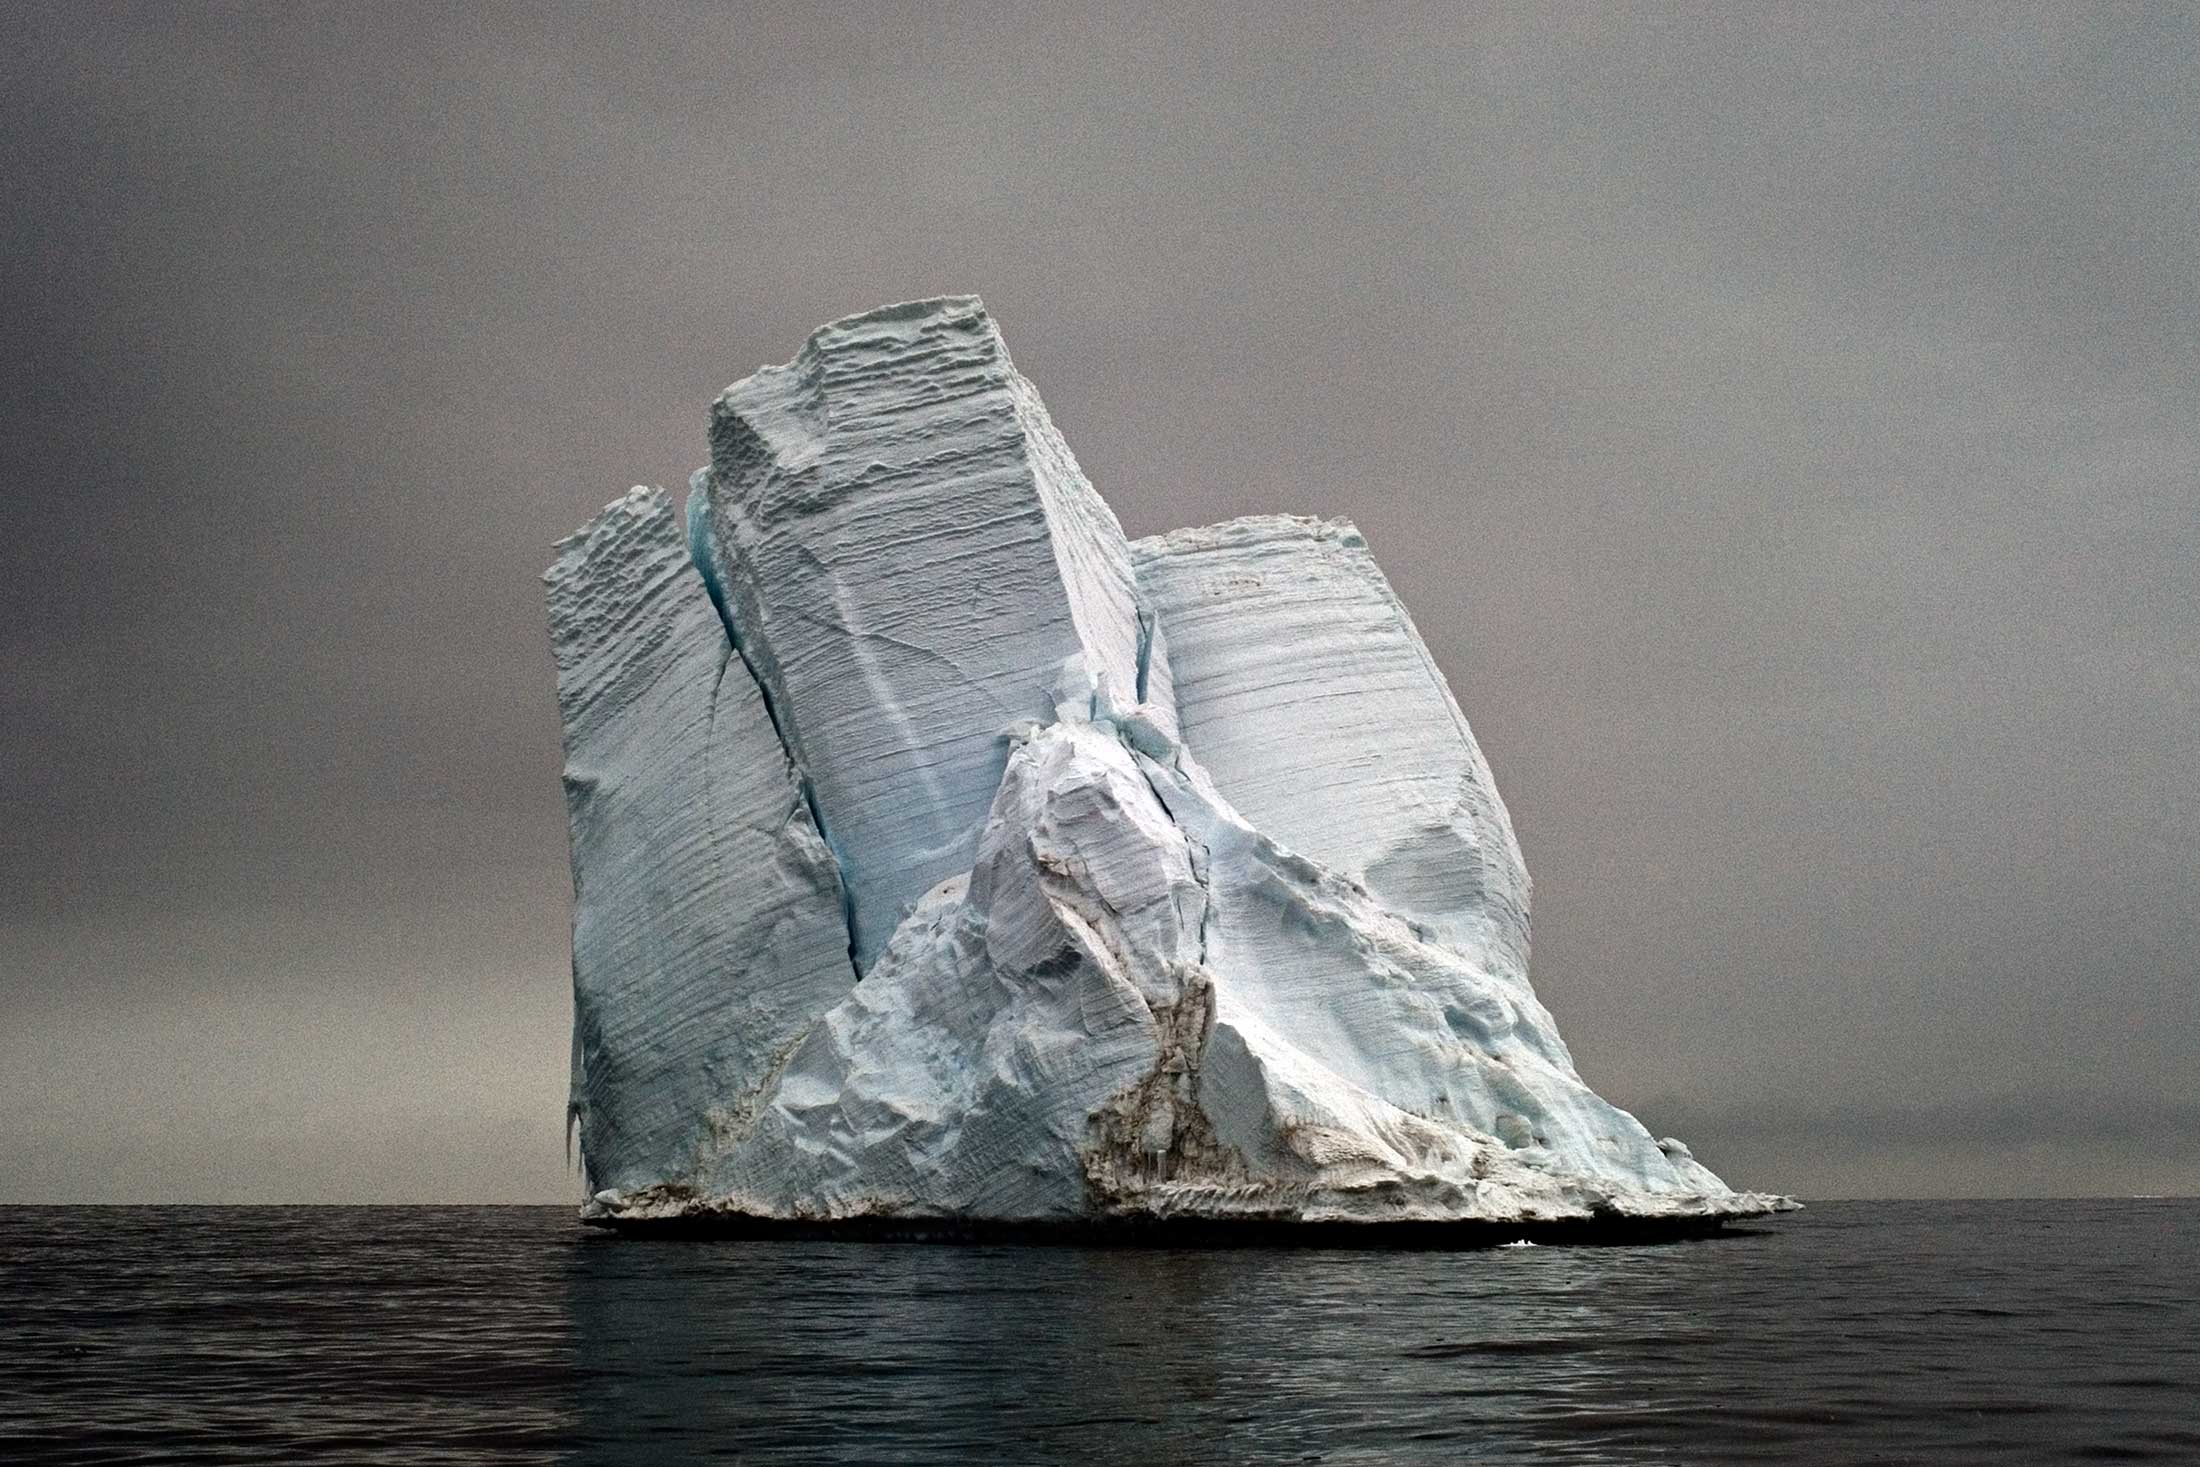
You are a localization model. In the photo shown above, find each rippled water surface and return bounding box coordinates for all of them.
[2,1201,2195,1463]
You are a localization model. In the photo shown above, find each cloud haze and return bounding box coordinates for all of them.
[3,2,2193,1200]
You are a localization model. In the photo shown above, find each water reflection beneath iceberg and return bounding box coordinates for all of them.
[562,1232,1707,1465]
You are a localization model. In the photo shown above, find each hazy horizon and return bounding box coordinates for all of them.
[4,2,2194,1203]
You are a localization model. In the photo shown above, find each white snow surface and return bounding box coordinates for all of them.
[548,299,1791,1228]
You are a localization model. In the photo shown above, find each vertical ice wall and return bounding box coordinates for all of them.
[695,297,1151,972]
[1132,515,1530,978]
[546,488,853,1192]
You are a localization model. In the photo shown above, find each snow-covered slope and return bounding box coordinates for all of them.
[665,709,1763,1227]
[547,299,1793,1234]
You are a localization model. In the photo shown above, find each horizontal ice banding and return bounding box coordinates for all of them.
[1133,514,1529,980]
[547,488,853,1195]
[546,301,1793,1231]
[694,297,1152,974]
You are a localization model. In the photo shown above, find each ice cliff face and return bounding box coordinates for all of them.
[690,298,1148,974]
[1133,515,1530,981]
[548,298,1790,1232]
[546,490,852,1193]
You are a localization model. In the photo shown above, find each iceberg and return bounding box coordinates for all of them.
[548,298,1793,1238]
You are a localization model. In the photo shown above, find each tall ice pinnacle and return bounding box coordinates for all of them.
[691,297,1152,972]
[546,298,1795,1235]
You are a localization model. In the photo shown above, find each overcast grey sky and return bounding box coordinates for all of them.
[4,2,2193,1202]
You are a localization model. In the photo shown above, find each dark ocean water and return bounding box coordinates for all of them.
[2,1201,2194,1465]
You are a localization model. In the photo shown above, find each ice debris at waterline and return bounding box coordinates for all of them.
[546,296,1794,1238]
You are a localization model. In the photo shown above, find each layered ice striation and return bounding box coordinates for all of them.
[690,297,1149,974]
[546,489,853,1194]
[547,298,1792,1232]
[1132,515,1530,980]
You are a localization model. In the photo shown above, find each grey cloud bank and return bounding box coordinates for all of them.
[2,2,2194,1201]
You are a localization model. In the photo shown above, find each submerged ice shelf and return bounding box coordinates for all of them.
[547,297,1793,1235]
